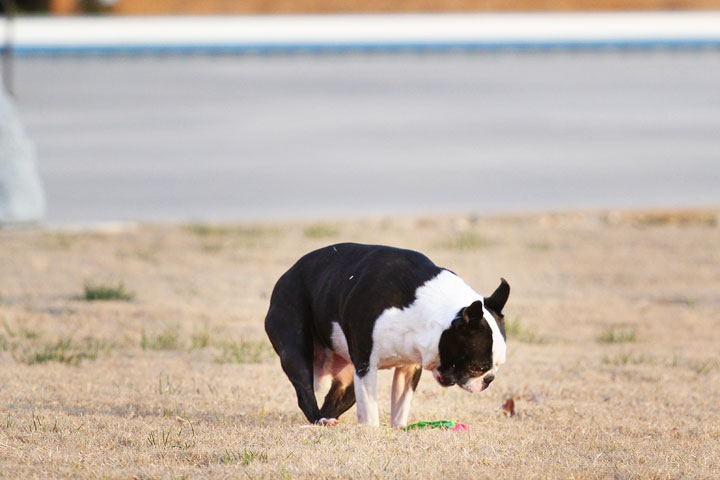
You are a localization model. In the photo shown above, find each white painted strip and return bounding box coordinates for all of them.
[2,12,720,49]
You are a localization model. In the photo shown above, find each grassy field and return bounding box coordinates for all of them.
[1,209,719,479]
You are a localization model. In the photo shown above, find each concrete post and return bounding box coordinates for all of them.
[0,87,45,223]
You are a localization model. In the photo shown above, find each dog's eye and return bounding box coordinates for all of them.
[471,363,491,374]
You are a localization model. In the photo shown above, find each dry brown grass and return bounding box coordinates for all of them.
[1,209,719,479]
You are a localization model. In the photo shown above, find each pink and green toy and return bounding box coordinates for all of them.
[402,421,468,432]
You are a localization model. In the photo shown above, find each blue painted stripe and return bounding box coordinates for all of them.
[10,39,720,57]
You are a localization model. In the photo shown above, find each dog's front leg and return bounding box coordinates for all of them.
[353,367,379,426]
[390,365,422,429]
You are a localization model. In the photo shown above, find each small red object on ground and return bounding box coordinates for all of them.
[500,398,515,417]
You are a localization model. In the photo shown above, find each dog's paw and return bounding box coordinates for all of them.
[316,417,339,427]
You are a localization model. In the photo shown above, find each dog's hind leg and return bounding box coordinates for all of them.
[319,361,355,421]
[313,346,333,396]
[265,304,321,424]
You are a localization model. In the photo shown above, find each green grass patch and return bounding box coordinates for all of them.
[217,340,271,364]
[51,233,76,249]
[527,241,552,251]
[632,211,717,227]
[200,242,224,254]
[184,224,231,236]
[20,328,39,339]
[303,224,339,239]
[83,282,134,301]
[219,448,268,465]
[134,248,159,263]
[147,427,196,449]
[2,323,104,366]
[603,351,647,366]
[505,317,546,344]
[597,326,637,344]
[157,375,183,395]
[14,337,103,366]
[191,328,211,350]
[185,223,274,238]
[663,296,698,307]
[186,223,279,251]
[141,325,181,351]
[441,231,493,250]
[3,321,40,340]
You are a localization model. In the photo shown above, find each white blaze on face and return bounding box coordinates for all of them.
[482,305,506,370]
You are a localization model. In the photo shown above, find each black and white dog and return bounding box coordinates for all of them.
[265,243,509,428]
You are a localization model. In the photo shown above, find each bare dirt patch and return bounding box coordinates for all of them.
[1,209,719,479]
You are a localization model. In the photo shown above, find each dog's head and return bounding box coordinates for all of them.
[433,279,509,393]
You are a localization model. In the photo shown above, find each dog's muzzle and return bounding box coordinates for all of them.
[461,369,497,393]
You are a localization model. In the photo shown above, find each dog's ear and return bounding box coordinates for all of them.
[463,300,484,321]
[463,300,485,328]
[452,300,484,329]
[484,278,510,315]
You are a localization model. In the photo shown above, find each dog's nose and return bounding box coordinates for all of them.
[438,376,455,387]
[483,374,495,386]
